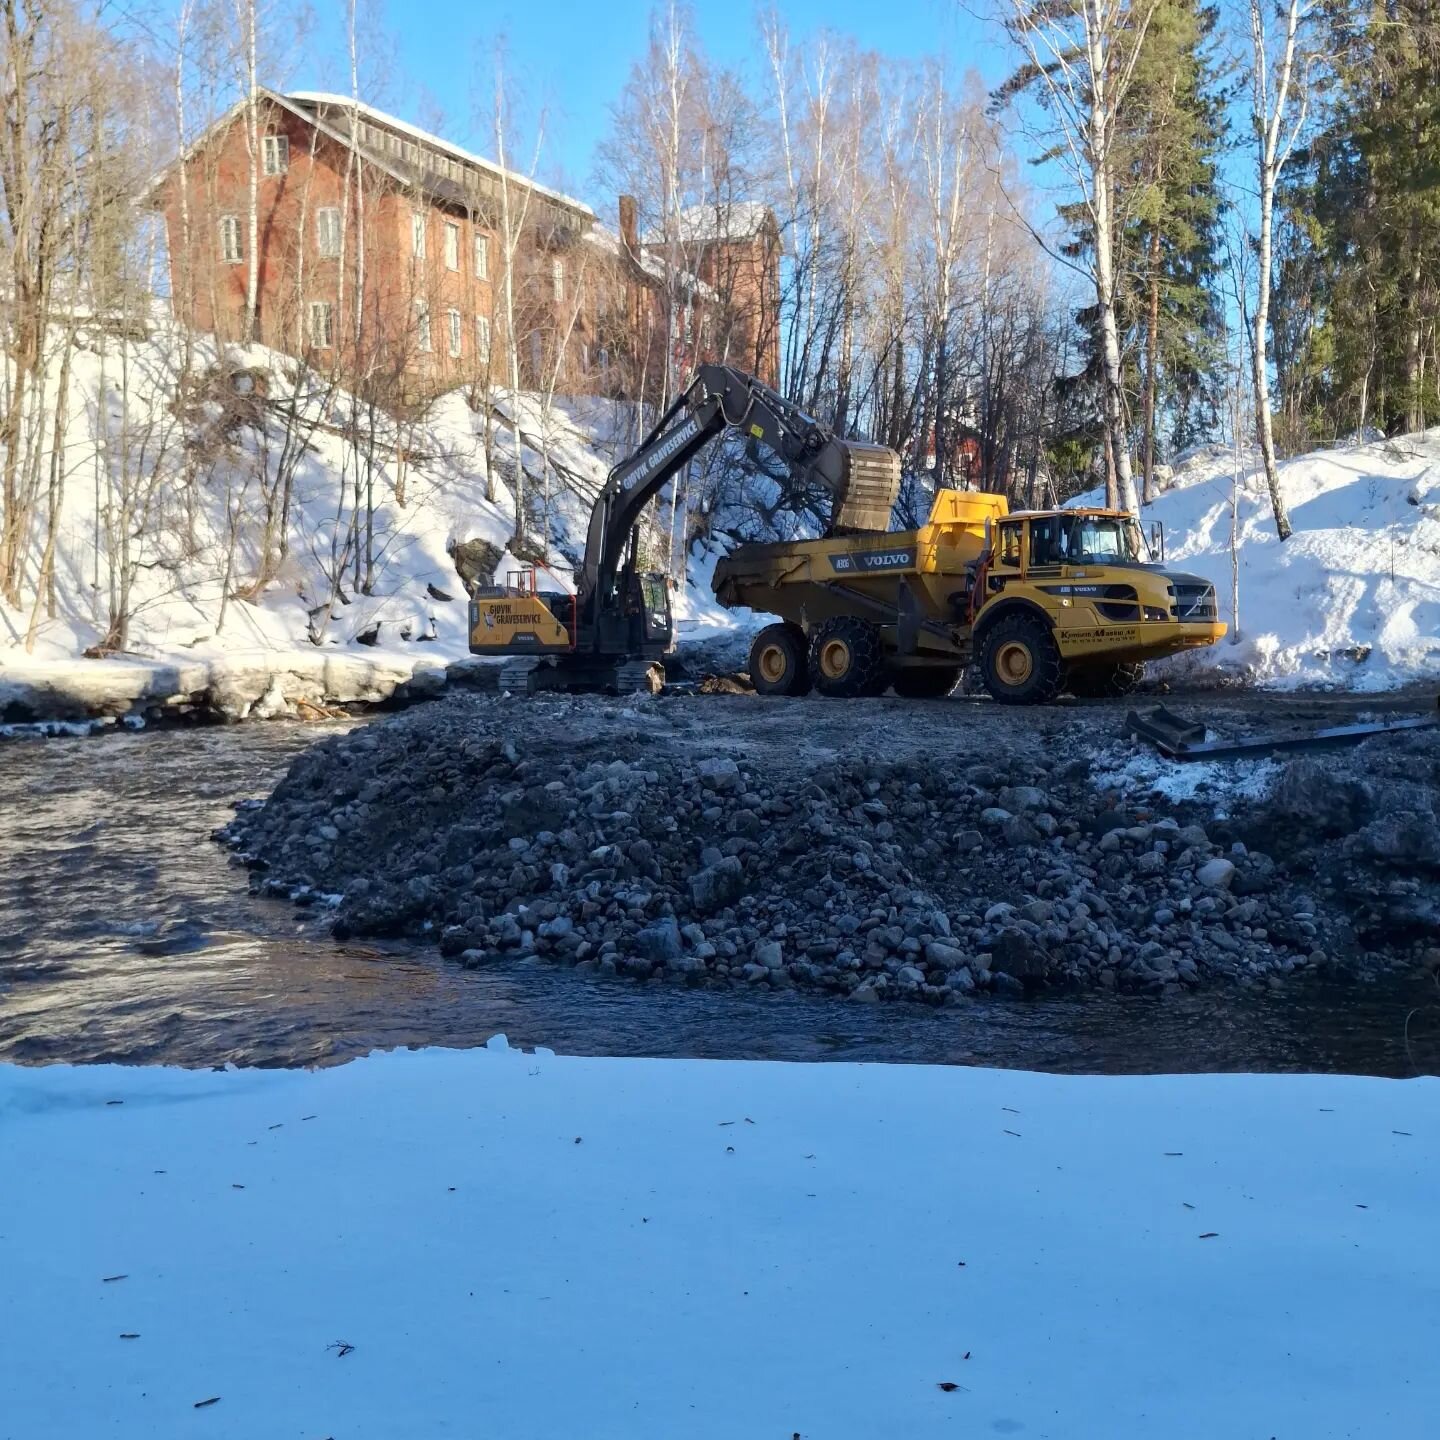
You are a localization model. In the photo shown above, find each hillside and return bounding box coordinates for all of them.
[1083,432,1440,690]
[0,326,743,720]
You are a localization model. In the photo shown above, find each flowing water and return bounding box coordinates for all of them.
[1,720,1436,1075]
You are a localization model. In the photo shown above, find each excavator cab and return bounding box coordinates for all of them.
[635,572,673,649]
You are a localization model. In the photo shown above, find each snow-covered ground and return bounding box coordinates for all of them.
[1102,432,1440,689]
[2,1043,1435,1438]
[0,326,748,719]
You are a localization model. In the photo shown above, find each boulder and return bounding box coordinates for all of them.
[688,856,745,912]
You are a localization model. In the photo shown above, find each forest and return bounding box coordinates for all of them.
[0,0,1437,653]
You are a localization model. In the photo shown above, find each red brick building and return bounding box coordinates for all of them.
[151,89,780,404]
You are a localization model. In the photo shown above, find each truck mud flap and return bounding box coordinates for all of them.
[1125,700,1439,762]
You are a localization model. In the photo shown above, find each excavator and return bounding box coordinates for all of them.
[468,364,1226,701]
[468,364,900,694]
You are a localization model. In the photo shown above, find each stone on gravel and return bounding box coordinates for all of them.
[635,918,683,964]
[695,757,742,793]
[1196,858,1237,890]
[689,856,745,912]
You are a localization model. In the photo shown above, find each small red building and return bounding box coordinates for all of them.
[150,89,781,405]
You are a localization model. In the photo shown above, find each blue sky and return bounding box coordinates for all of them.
[293,0,1004,221]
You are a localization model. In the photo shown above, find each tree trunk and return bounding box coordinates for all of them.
[1141,222,1162,505]
[1252,172,1293,540]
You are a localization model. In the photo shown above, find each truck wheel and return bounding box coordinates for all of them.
[978,613,1064,705]
[892,665,963,699]
[749,623,811,696]
[809,616,886,698]
[1067,662,1145,699]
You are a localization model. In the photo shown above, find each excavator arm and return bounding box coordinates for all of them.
[576,365,901,637]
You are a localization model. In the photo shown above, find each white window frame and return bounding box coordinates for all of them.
[308,300,334,349]
[474,234,489,280]
[262,133,289,176]
[411,210,427,259]
[415,301,431,353]
[447,308,462,358]
[219,215,243,264]
[443,222,460,272]
[316,207,342,258]
[552,256,565,302]
[475,314,491,363]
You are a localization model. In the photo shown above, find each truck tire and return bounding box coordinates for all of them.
[1067,661,1145,699]
[978,613,1064,705]
[891,665,963,699]
[809,616,886,698]
[749,623,811,697]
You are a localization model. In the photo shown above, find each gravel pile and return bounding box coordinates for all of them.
[219,692,1440,1002]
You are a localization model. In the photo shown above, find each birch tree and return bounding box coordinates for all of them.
[1245,0,1316,541]
[997,0,1160,513]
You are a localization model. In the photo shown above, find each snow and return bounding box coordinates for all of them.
[2,1045,1435,1438]
[284,91,596,219]
[642,200,778,248]
[1078,431,1440,689]
[0,326,743,718]
[1093,743,1286,815]
[581,224,719,301]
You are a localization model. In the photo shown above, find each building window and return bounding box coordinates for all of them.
[444,222,460,272]
[552,256,565,301]
[219,215,243,264]
[308,301,334,349]
[316,207,342,258]
[415,301,431,353]
[447,308,462,358]
[475,314,490,363]
[411,211,426,259]
[474,234,489,280]
[262,134,289,176]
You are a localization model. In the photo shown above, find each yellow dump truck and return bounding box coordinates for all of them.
[712,490,1227,703]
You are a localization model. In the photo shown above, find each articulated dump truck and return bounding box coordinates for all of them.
[469,362,1225,702]
[713,490,1227,704]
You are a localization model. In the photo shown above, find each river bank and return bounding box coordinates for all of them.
[222,687,1440,1003]
[4,717,1438,1073]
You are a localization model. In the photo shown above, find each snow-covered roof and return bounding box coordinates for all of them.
[286,92,595,220]
[582,225,718,303]
[642,201,779,249]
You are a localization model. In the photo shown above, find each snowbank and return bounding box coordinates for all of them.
[3,1045,1435,1438]
[0,328,747,720]
[1100,432,1440,688]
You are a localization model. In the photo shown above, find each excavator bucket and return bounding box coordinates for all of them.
[831,442,902,534]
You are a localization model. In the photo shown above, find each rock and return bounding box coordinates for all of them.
[896,964,925,987]
[989,927,1049,979]
[1269,756,1373,838]
[753,939,785,969]
[990,971,1025,996]
[1001,814,1042,848]
[1196,857,1236,890]
[925,940,968,969]
[1347,811,1440,870]
[980,807,1013,827]
[696,756,742,793]
[688,856,745,912]
[999,785,1050,813]
[635,917,683,964]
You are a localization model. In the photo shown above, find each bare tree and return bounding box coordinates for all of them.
[1244,0,1314,541]
[997,0,1159,514]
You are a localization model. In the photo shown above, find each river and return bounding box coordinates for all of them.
[1,720,1436,1075]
